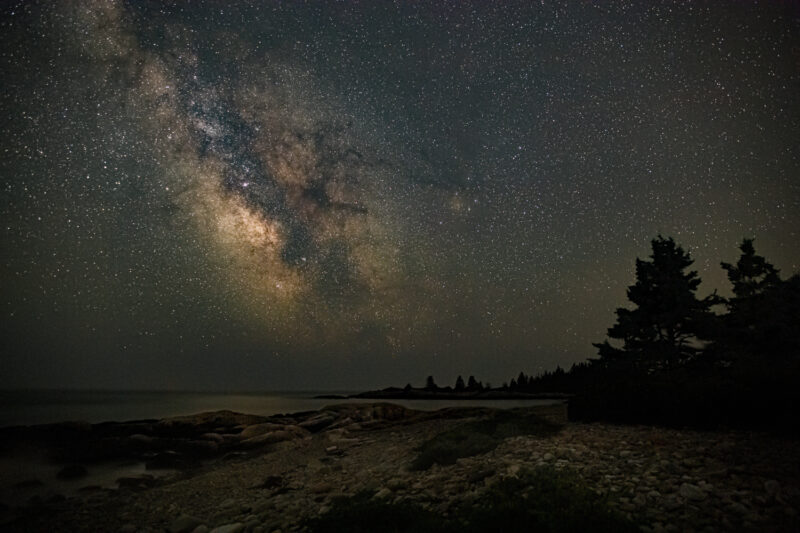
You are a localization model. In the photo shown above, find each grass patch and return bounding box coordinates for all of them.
[410,408,562,471]
[306,490,445,533]
[459,467,639,533]
[306,467,637,533]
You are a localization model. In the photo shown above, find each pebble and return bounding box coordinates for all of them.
[170,514,204,533]
[728,502,749,515]
[386,478,405,490]
[764,480,780,497]
[680,483,707,502]
[663,495,684,510]
[374,488,392,499]
[209,523,244,533]
[310,482,332,494]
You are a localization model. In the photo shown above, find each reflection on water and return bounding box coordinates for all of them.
[0,390,561,427]
[0,390,562,508]
[0,453,172,507]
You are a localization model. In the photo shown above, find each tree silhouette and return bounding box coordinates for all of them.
[721,238,780,299]
[425,375,437,391]
[593,236,717,372]
[454,375,465,391]
[467,375,479,391]
[719,239,800,361]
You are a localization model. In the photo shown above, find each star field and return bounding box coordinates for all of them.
[1,1,798,390]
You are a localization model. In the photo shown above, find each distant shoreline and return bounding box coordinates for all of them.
[316,388,572,401]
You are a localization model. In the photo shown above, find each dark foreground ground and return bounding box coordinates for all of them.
[0,403,798,532]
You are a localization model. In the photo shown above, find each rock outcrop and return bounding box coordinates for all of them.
[1,404,798,532]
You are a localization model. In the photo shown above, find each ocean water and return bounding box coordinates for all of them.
[0,389,561,428]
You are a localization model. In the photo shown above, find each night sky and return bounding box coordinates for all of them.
[1,1,798,391]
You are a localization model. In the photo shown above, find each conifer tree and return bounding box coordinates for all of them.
[425,375,437,390]
[721,238,780,299]
[593,236,717,372]
[720,239,799,360]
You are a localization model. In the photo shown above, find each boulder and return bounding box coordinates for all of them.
[374,488,392,499]
[240,430,300,448]
[369,403,413,421]
[679,483,706,502]
[145,451,199,470]
[56,464,88,480]
[663,494,683,510]
[117,474,157,490]
[153,412,267,439]
[298,414,337,432]
[129,433,154,446]
[254,475,283,490]
[182,439,219,455]
[158,411,268,429]
[764,479,781,497]
[386,478,406,490]
[310,482,333,494]
[209,523,244,533]
[169,514,203,533]
[238,423,291,440]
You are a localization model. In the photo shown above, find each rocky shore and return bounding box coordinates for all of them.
[1,403,798,532]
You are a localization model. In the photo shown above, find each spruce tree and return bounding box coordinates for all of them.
[425,375,437,390]
[593,236,716,372]
[720,239,798,360]
[721,238,780,299]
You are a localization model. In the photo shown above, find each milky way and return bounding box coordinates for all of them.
[1,1,798,390]
[72,2,416,347]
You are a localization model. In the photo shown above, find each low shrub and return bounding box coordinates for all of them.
[305,490,446,533]
[459,467,639,533]
[410,409,562,470]
[307,467,638,533]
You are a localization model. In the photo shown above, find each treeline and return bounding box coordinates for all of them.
[503,237,800,432]
[407,375,490,393]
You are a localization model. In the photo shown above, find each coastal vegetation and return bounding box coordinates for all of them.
[547,237,799,432]
[410,409,562,470]
[366,237,800,433]
[307,467,638,533]
[3,237,797,531]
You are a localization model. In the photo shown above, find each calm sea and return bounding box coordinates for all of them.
[0,390,560,428]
